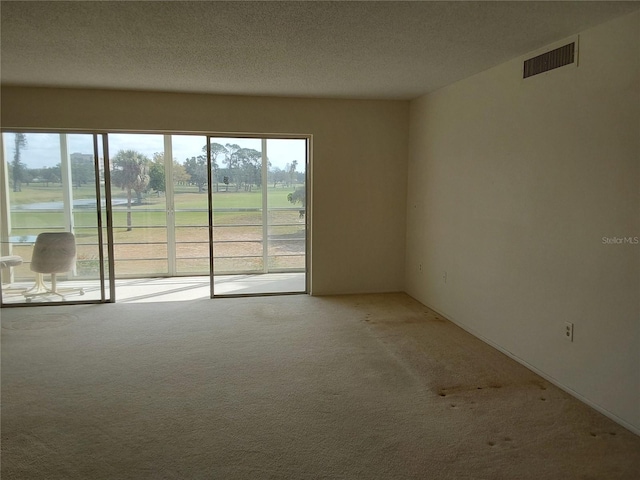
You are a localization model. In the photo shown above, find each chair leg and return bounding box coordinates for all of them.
[50,273,85,297]
[23,273,51,295]
[23,273,84,302]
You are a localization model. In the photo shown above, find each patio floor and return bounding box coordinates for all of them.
[0,273,306,305]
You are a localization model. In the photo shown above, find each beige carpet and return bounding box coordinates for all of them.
[1,293,639,479]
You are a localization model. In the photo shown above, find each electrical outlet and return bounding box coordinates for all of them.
[419,263,423,272]
[442,271,447,283]
[564,322,574,342]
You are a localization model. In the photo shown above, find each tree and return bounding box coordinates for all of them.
[224,143,241,191]
[269,166,287,188]
[287,185,306,219]
[12,133,27,192]
[148,152,166,196]
[288,160,298,188]
[287,185,306,206]
[208,143,225,166]
[172,161,190,186]
[20,168,34,186]
[149,163,165,196]
[110,150,150,231]
[237,148,261,191]
[202,143,225,192]
[70,153,95,188]
[183,155,208,193]
[42,167,60,187]
[29,166,59,187]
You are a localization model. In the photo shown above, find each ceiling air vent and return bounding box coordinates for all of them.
[523,42,575,79]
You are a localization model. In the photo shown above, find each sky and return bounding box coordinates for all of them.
[2,132,306,171]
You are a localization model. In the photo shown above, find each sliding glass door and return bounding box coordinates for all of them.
[105,133,213,300]
[108,134,168,278]
[0,131,308,305]
[0,132,109,305]
[209,136,307,296]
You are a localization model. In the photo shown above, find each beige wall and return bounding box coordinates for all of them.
[1,89,409,295]
[406,11,640,432]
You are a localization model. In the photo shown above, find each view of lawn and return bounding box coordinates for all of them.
[7,184,305,278]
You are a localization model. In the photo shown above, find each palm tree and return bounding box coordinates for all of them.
[110,150,150,231]
[12,133,27,192]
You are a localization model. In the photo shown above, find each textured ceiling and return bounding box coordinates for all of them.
[1,1,639,100]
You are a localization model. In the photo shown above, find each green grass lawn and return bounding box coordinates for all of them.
[9,185,303,228]
[7,184,306,277]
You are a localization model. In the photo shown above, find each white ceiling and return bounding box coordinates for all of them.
[1,1,638,100]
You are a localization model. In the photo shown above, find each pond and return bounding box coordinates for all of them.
[13,198,128,210]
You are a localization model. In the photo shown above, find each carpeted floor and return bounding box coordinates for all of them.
[1,293,639,479]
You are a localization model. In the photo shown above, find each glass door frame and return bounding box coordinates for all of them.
[206,133,311,298]
[0,129,114,306]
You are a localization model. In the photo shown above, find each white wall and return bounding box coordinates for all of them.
[406,11,640,432]
[0,89,409,295]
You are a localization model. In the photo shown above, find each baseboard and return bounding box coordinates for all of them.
[412,297,640,437]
